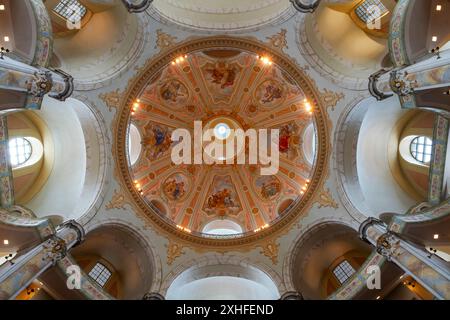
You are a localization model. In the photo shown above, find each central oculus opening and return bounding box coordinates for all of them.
[214,123,231,140]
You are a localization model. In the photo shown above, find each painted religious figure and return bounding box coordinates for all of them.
[201,59,242,104]
[203,175,242,216]
[255,80,284,108]
[162,173,188,201]
[142,123,173,161]
[278,122,300,159]
[255,175,281,200]
[159,79,189,106]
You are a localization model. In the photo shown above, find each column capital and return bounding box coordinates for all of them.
[42,236,67,265]
[390,70,418,96]
[359,217,385,243]
[290,0,321,13]
[121,0,153,13]
[375,232,401,261]
[58,220,86,247]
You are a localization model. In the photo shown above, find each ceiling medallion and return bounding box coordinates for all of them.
[114,36,331,247]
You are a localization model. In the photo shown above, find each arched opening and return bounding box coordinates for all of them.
[291,223,372,299]
[24,97,107,222]
[166,264,280,300]
[71,224,156,299]
[302,123,316,165]
[298,0,395,89]
[44,0,144,88]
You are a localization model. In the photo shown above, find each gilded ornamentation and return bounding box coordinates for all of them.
[27,70,52,98]
[105,189,127,210]
[260,240,280,264]
[99,89,122,112]
[316,187,338,209]
[266,29,288,52]
[166,241,184,265]
[319,88,344,111]
[376,232,401,261]
[155,29,178,51]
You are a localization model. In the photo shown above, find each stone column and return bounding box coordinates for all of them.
[121,0,153,13]
[290,0,322,13]
[369,51,450,105]
[0,220,84,300]
[360,218,450,300]
[0,56,74,111]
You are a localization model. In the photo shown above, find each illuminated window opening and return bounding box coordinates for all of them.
[410,136,432,164]
[333,260,356,285]
[9,137,32,167]
[355,0,388,23]
[88,262,112,287]
[53,0,87,23]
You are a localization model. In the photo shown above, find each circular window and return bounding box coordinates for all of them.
[410,136,432,164]
[9,137,32,167]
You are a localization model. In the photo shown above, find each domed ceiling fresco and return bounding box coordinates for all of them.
[115,37,330,245]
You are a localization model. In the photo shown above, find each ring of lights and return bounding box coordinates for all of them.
[114,36,331,247]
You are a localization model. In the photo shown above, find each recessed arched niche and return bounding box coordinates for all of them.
[290,223,371,299]
[166,264,280,300]
[71,224,156,299]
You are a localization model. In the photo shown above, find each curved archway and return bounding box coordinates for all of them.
[334,96,418,217]
[46,1,147,89]
[150,0,294,32]
[166,263,280,300]
[288,222,372,299]
[70,223,157,299]
[25,96,108,223]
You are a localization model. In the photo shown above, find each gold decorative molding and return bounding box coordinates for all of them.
[260,240,280,265]
[315,187,339,209]
[266,29,288,52]
[99,89,122,112]
[166,241,185,265]
[319,88,344,111]
[155,29,178,52]
[105,189,128,210]
[112,36,332,248]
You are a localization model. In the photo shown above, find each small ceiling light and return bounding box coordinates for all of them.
[376,296,381,300]
[3,36,9,42]
[0,5,5,10]
[3,239,8,245]
[436,5,442,11]
[432,36,438,42]
[433,234,439,239]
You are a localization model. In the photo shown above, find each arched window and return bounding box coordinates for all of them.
[355,0,388,23]
[53,0,87,23]
[410,136,432,164]
[9,137,32,167]
[332,260,356,285]
[88,262,112,287]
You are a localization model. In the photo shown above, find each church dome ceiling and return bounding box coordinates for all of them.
[114,37,331,247]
